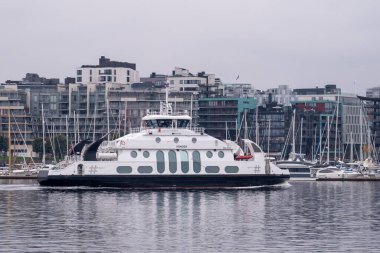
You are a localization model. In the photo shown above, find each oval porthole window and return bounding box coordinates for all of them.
[143,151,150,158]
[155,137,161,143]
[218,151,224,158]
[131,151,137,158]
[206,151,213,158]
[174,137,179,143]
[192,137,197,143]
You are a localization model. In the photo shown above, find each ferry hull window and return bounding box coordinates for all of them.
[117,166,132,174]
[138,166,153,174]
[169,150,177,173]
[206,151,213,158]
[131,151,137,158]
[205,166,220,173]
[225,166,239,173]
[156,151,165,173]
[180,150,189,173]
[193,151,201,173]
[143,151,150,158]
[218,151,225,158]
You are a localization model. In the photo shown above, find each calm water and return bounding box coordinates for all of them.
[0,180,380,252]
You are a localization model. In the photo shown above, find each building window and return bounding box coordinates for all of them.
[143,151,150,158]
[114,69,116,75]
[76,77,82,83]
[205,166,220,173]
[127,77,130,83]
[206,151,213,158]
[116,166,132,174]
[169,150,177,173]
[90,77,92,82]
[131,151,137,158]
[127,70,130,76]
[90,69,92,75]
[180,151,189,173]
[193,151,201,173]
[138,166,153,174]
[77,70,82,75]
[156,151,165,173]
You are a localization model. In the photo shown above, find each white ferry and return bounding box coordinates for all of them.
[38,96,290,188]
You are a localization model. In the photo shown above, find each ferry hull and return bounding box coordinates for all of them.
[38,174,290,188]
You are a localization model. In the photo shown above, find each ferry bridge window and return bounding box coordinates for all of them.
[169,150,177,173]
[193,151,201,173]
[156,151,165,173]
[157,119,173,128]
[145,120,158,128]
[181,151,189,173]
[177,119,190,128]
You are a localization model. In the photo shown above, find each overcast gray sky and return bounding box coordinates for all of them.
[1,0,380,95]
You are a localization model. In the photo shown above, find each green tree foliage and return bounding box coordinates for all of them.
[32,138,52,158]
[0,136,9,152]
[52,135,67,160]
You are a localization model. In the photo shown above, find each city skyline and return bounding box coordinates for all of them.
[1,0,380,95]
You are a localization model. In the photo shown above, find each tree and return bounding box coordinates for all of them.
[0,136,8,153]
[52,135,67,160]
[32,138,52,159]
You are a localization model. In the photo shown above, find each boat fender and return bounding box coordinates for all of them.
[235,154,253,160]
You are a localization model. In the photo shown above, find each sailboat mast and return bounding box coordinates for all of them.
[42,104,46,165]
[327,115,330,164]
[66,115,68,156]
[292,109,295,154]
[124,102,127,135]
[255,105,259,144]
[299,117,303,154]
[107,98,110,142]
[190,94,193,129]
[244,109,248,140]
[360,107,363,161]
[93,103,96,142]
[8,108,11,172]
[350,132,354,162]
[267,119,271,156]
[334,95,339,161]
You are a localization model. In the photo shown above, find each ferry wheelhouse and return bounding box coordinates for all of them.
[38,96,290,188]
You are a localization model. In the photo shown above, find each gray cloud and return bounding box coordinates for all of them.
[1,0,380,94]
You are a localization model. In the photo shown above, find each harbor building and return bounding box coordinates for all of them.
[76,56,140,84]
[358,86,380,156]
[198,97,256,142]
[291,85,365,162]
[0,85,34,158]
